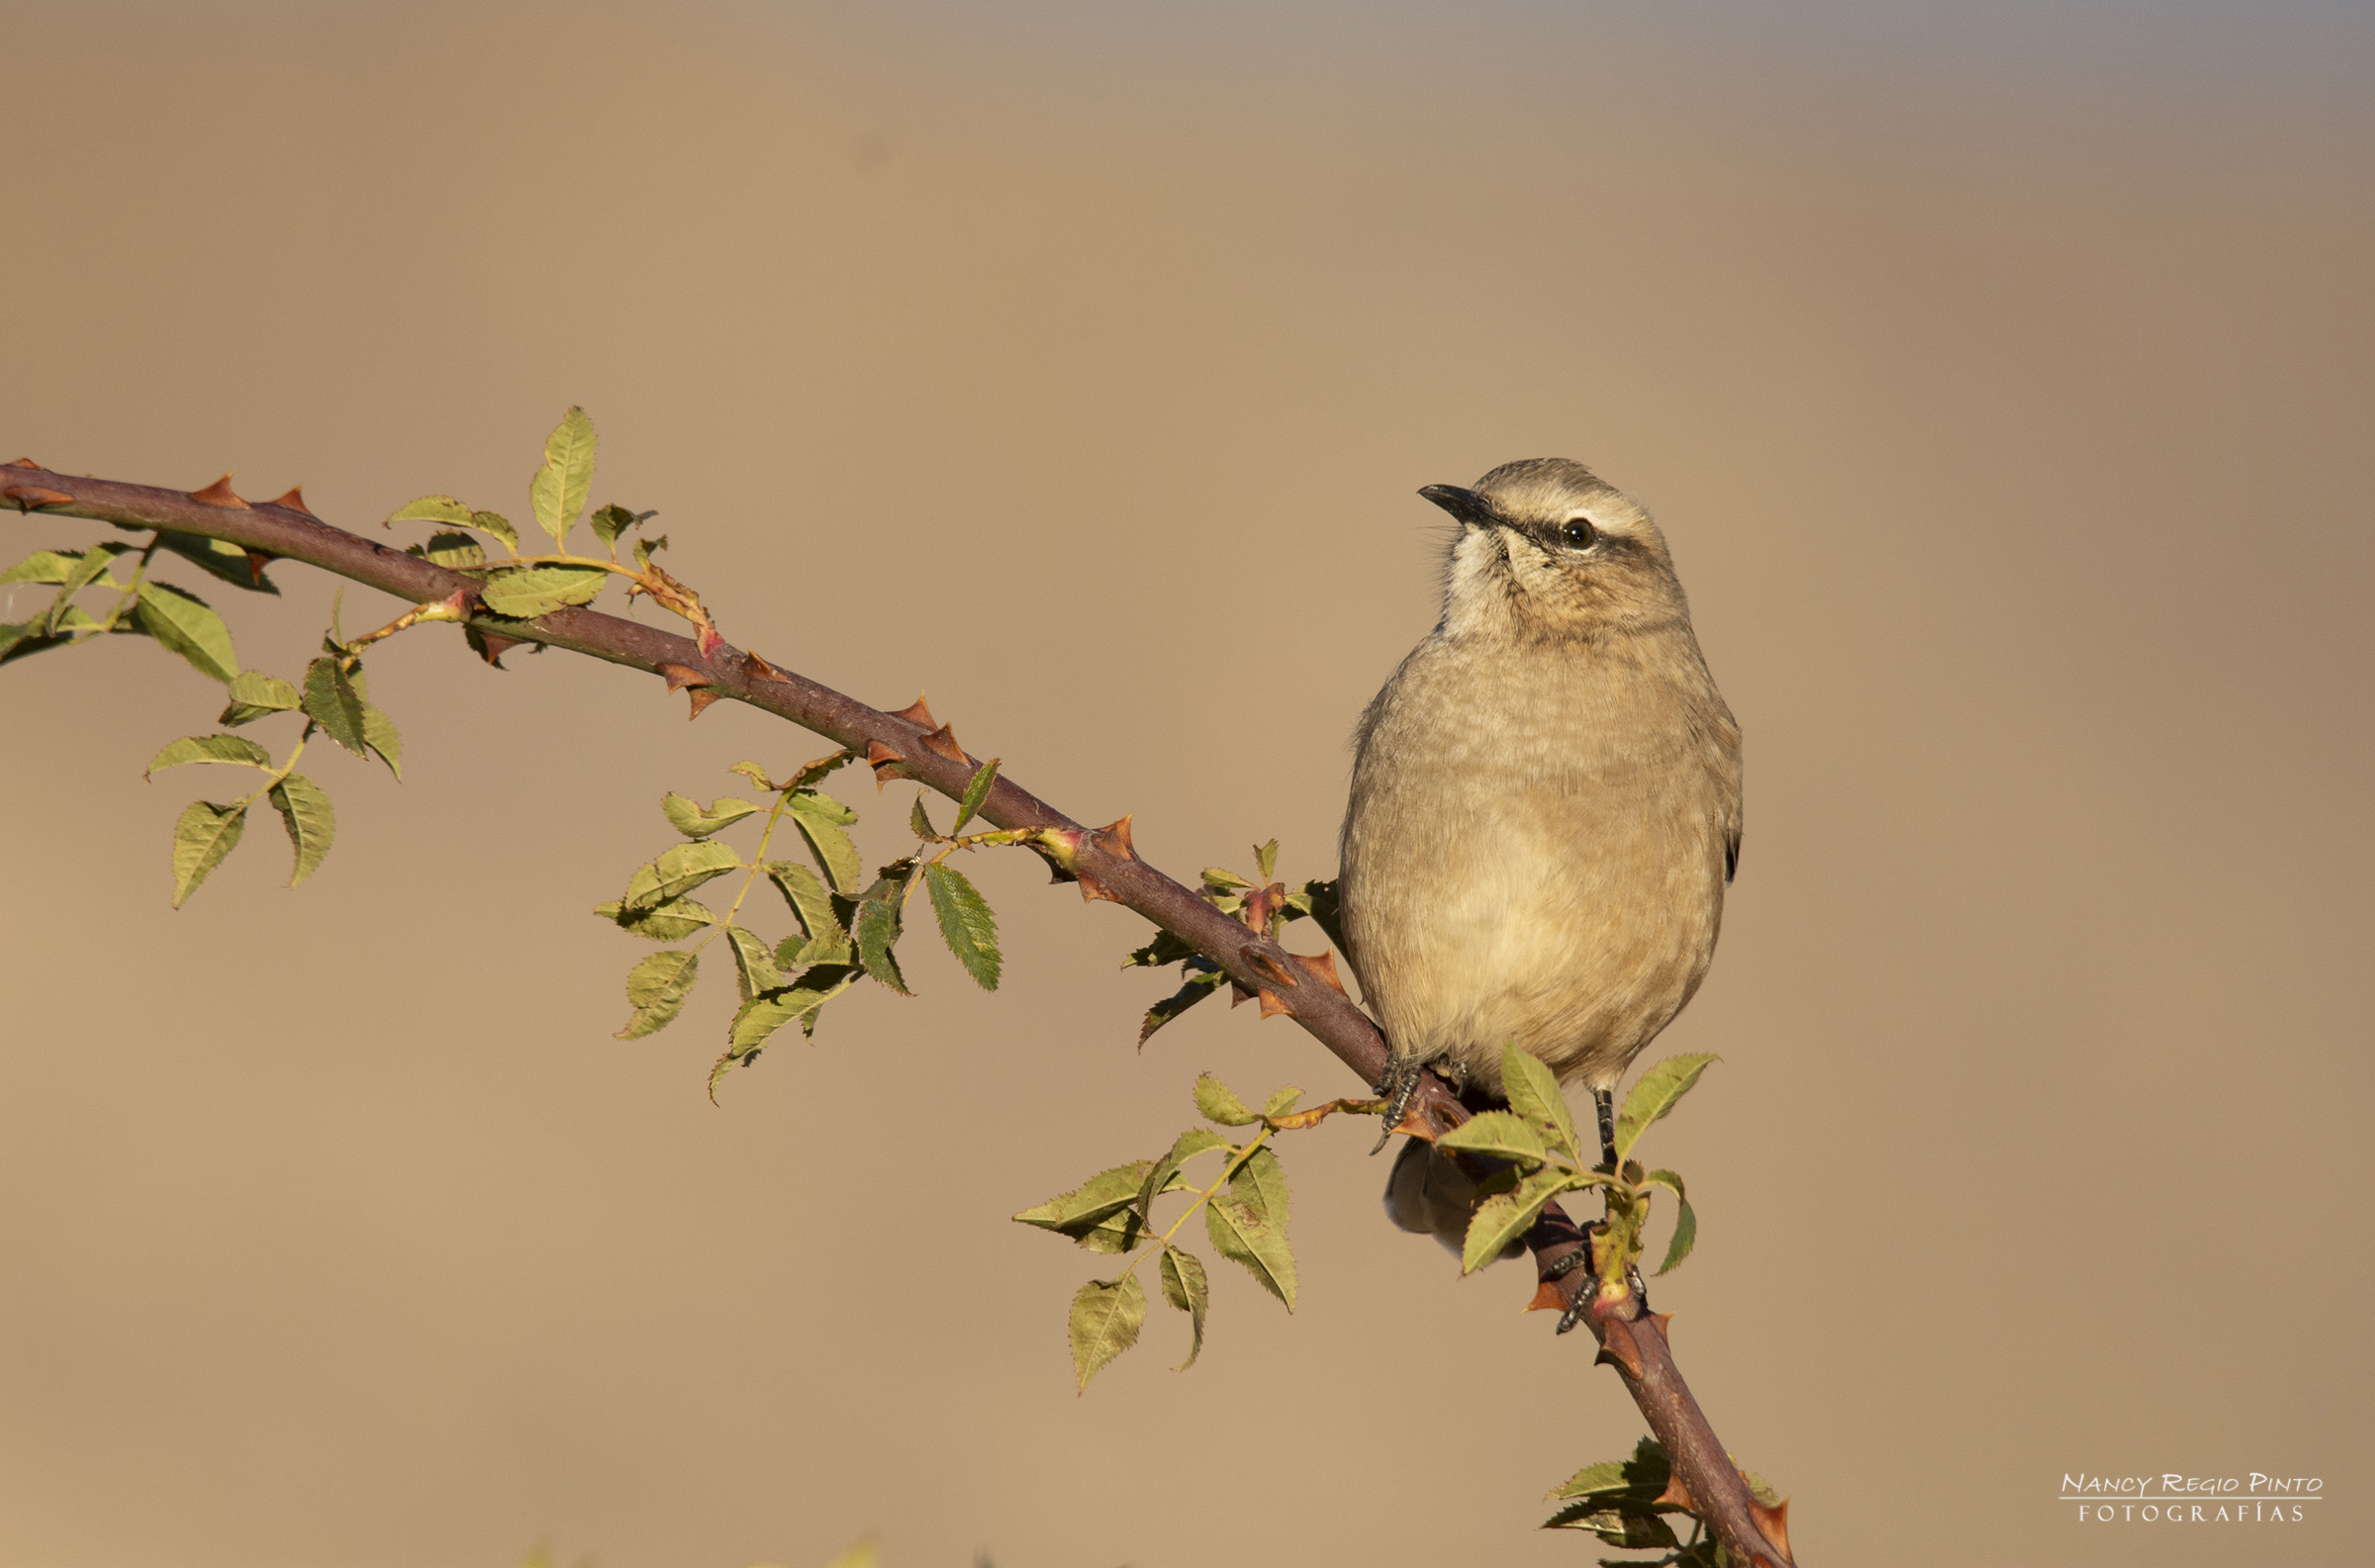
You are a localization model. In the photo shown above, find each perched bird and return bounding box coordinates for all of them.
[1335,458,1742,1252]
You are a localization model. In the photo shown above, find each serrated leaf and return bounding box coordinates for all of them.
[953,758,998,832]
[1138,1128,1233,1222]
[1253,838,1279,880]
[360,704,401,779]
[909,793,938,840]
[764,860,846,948]
[156,531,277,594]
[529,406,597,546]
[593,895,717,942]
[852,874,910,994]
[1015,1160,1159,1238]
[1499,1043,1584,1165]
[1068,1274,1146,1392]
[1261,1086,1303,1120]
[135,581,238,684]
[588,503,646,550]
[1640,1170,1698,1276]
[301,657,369,756]
[724,924,784,1003]
[1,549,79,585]
[266,772,335,886]
[727,760,775,790]
[923,862,1000,989]
[620,840,742,912]
[1233,1144,1291,1232]
[787,791,863,894]
[144,733,272,777]
[617,950,698,1039]
[478,565,609,618]
[169,799,247,908]
[218,670,301,727]
[1461,1167,1571,1274]
[410,530,486,570]
[0,621,43,662]
[662,792,761,839]
[1550,1437,1673,1505]
[388,495,474,527]
[631,532,667,568]
[1158,1245,1209,1371]
[1140,965,1227,1046]
[1122,928,1200,968]
[1194,1074,1258,1126]
[48,544,129,629]
[1541,1506,1679,1547]
[1613,1054,1719,1162]
[469,509,520,553]
[1204,1192,1296,1310]
[1439,1109,1551,1167]
[726,968,857,1054]
[1200,867,1252,891]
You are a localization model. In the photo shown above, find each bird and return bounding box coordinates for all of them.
[1334,458,1742,1254]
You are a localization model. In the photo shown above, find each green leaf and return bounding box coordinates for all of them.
[1541,1506,1680,1547]
[1233,1144,1291,1232]
[529,406,597,546]
[1200,867,1252,891]
[1261,1085,1303,1120]
[923,862,1001,990]
[1460,1167,1571,1274]
[218,670,301,727]
[0,621,42,662]
[1122,928,1200,968]
[1015,1160,1159,1240]
[1253,838,1279,880]
[1158,1245,1210,1371]
[409,530,486,570]
[1613,1054,1719,1162]
[470,509,520,553]
[616,950,698,1039]
[156,531,276,595]
[478,565,609,618]
[787,791,863,894]
[135,581,238,684]
[763,860,847,953]
[1438,1109,1551,1167]
[631,532,667,569]
[388,495,474,528]
[1548,1436,1672,1504]
[726,969,858,1054]
[908,793,939,840]
[1641,1170,1697,1276]
[953,758,998,832]
[728,760,776,791]
[1205,1192,1296,1311]
[724,924,784,1003]
[48,544,129,629]
[169,799,247,908]
[620,840,742,912]
[1068,1274,1146,1392]
[1140,965,1227,1046]
[144,733,272,777]
[593,896,717,942]
[852,873,911,994]
[1499,1043,1583,1165]
[1138,1127,1233,1222]
[301,657,369,756]
[661,792,761,839]
[360,704,402,781]
[1,549,80,585]
[266,772,335,886]
[1193,1074,1259,1126]
[588,503,650,550]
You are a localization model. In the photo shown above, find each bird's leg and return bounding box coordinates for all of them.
[1593,1087,1618,1170]
[1370,1058,1426,1154]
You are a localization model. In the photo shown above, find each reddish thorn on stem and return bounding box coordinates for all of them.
[1749,1498,1790,1560]
[1646,1310,1674,1341]
[686,687,723,719]
[1595,1315,1646,1379]
[1075,868,1120,904]
[5,457,41,469]
[242,549,274,586]
[1091,814,1136,861]
[1255,986,1288,1019]
[889,693,936,728]
[1524,1275,1571,1314]
[1287,949,1344,995]
[743,651,787,682]
[654,662,710,693]
[1654,1473,1698,1513]
[473,630,523,667]
[267,486,315,515]
[4,486,74,509]
[917,722,966,764]
[1243,948,1294,987]
[190,474,248,508]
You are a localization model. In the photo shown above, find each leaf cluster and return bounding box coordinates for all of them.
[1543,1436,1781,1567]
[1124,838,1341,1046]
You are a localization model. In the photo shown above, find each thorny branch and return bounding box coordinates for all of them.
[3,464,1794,1567]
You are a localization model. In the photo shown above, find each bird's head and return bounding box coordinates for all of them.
[1422,458,1687,642]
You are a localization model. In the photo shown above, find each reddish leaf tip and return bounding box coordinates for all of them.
[190,474,249,508]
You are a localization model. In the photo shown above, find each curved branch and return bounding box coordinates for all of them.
[3,467,1794,1566]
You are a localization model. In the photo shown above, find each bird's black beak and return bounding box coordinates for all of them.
[1418,484,1492,528]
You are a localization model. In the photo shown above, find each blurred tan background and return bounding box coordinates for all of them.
[3,3,2370,1565]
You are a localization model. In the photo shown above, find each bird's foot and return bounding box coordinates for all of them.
[1593,1086,1619,1171]
[1544,1224,1651,1337]
[1370,1060,1426,1154]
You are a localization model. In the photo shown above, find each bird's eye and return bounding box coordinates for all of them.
[1562,518,1596,548]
